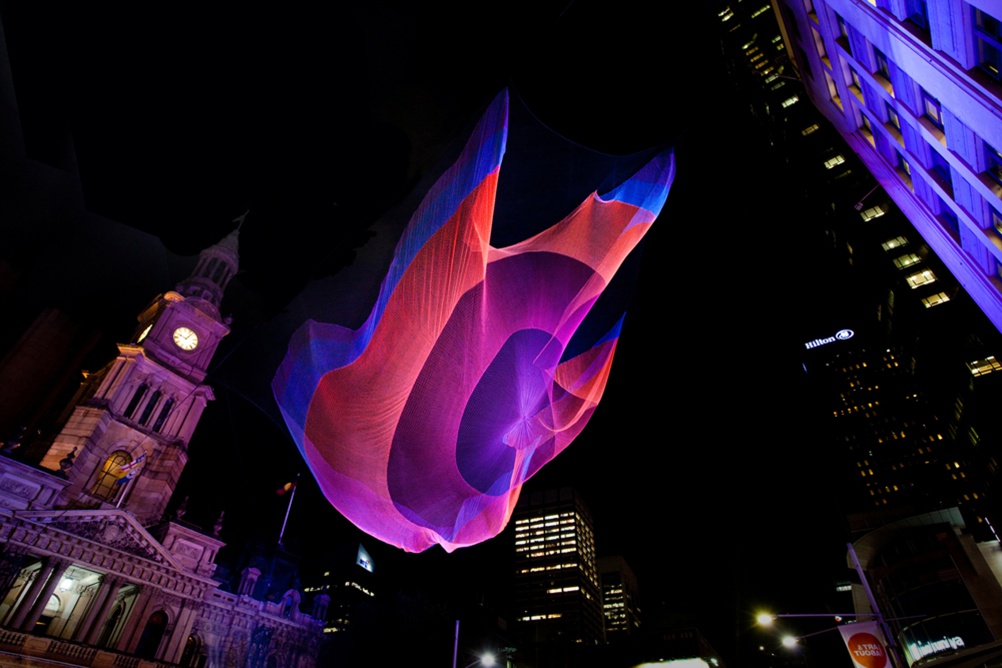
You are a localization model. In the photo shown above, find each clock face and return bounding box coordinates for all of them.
[172,326,199,351]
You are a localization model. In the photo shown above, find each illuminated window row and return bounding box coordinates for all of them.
[518,613,563,622]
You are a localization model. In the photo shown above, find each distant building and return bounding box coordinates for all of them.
[628,627,726,668]
[772,0,1002,335]
[513,487,604,654]
[598,556,640,640]
[303,542,376,635]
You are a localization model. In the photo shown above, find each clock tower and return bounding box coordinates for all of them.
[38,229,239,525]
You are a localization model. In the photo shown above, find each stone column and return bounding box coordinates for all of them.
[162,601,200,664]
[18,558,70,633]
[115,584,152,653]
[8,558,55,630]
[71,580,102,642]
[121,587,163,655]
[72,575,116,643]
[83,576,123,645]
[3,560,41,628]
[0,546,28,600]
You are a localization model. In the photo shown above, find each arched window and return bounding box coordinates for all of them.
[202,258,218,279]
[180,635,203,668]
[97,603,124,648]
[135,610,168,660]
[138,390,161,426]
[90,451,131,500]
[123,384,148,420]
[152,398,174,433]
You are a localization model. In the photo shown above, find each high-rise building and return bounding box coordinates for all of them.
[513,487,604,651]
[597,555,640,640]
[771,0,1002,334]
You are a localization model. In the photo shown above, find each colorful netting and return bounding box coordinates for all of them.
[272,90,675,552]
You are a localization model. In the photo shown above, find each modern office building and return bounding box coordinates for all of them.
[598,555,641,641]
[513,487,604,652]
[771,0,1002,335]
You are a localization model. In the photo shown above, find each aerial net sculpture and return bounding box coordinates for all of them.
[272,90,675,552]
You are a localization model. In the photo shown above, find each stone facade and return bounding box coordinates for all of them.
[0,233,324,667]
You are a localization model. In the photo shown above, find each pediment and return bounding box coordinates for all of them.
[15,508,185,570]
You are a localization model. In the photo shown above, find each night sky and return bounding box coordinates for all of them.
[0,3,858,665]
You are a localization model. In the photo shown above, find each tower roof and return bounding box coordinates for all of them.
[175,226,240,314]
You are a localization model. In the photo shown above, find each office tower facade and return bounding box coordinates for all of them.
[513,487,604,649]
[597,555,640,640]
[772,0,1002,334]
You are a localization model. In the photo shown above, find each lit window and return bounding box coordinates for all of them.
[985,142,1002,187]
[921,292,950,308]
[990,207,1002,236]
[782,95,800,108]
[967,356,1002,377]
[897,153,913,188]
[861,116,875,146]
[893,253,921,269]
[860,204,887,221]
[90,450,132,501]
[886,103,901,131]
[874,48,892,82]
[881,236,909,251]
[802,123,820,136]
[836,14,853,55]
[905,269,937,288]
[812,26,828,63]
[921,89,943,130]
[824,154,846,169]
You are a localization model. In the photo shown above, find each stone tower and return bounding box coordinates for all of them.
[38,229,239,525]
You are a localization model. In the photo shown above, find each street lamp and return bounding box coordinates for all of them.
[756,609,910,668]
[462,652,496,668]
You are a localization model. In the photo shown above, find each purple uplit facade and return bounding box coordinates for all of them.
[773,0,1002,332]
[272,91,675,553]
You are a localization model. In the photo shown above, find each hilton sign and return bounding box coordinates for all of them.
[804,329,854,350]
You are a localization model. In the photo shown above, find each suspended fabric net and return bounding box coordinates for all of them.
[272,90,676,552]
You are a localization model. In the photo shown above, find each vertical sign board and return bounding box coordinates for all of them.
[839,622,890,668]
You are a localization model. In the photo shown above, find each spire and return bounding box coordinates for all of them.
[175,217,242,312]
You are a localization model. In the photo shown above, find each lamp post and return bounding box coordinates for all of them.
[756,609,908,668]
[451,618,498,668]
[461,654,496,668]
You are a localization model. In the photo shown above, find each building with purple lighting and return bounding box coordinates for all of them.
[772,0,1002,333]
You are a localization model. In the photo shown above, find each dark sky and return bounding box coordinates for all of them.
[0,3,855,665]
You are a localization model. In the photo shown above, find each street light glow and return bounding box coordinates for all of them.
[781,635,799,648]
[756,612,775,626]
